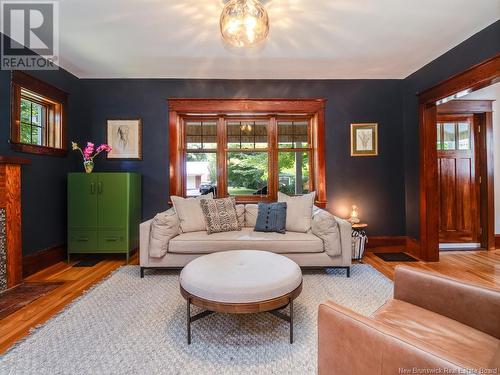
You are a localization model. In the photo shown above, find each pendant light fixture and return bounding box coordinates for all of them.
[220,0,269,48]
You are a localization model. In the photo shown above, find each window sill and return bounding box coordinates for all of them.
[10,142,67,157]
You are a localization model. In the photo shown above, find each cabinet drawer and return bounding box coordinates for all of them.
[68,230,98,252]
[98,230,128,252]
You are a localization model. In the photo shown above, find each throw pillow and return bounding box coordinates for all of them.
[254,202,287,234]
[277,191,316,233]
[236,204,245,228]
[171,193,213,233]
[200,197,241,234]
[244,204,258,227]
[311,206,341,257]
[149,207,179,258]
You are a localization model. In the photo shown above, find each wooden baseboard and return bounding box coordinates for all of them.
[495,235,500,249]
[365,236,407,252]
[364,236,421,259]
[22,245,66,278]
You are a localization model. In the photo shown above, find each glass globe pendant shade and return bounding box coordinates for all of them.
[220,0,269,48]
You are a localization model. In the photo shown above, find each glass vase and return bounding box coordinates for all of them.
[83,160,94,173]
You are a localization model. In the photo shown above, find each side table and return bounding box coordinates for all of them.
[351,223,368,260]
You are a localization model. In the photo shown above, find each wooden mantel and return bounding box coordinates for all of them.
[0,156,29,290]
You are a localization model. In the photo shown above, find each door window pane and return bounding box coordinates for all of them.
[185,153,216,196]
[458,122,471,150]
[185,120,217,150]
[436,123,442,150]
[227,152,268,196]
[278,152,310,195]
[227,120,268,149]
[278,120,309,148]
[443,123,456,150]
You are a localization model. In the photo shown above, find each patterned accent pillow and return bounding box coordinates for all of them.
[200,197,241,234]
[254,202,287,234]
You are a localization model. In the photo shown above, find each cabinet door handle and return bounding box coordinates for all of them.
[90,182,95,194]
[105,237,118,242]
[97,182,102,194]
[77,237,89,242]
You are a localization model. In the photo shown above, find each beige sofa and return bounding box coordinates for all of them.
[139,205,352,278]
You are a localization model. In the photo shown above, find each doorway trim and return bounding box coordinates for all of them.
[418,54,500,261]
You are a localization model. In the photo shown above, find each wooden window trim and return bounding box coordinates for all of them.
[168,98,327,207]
[10,71,68,157]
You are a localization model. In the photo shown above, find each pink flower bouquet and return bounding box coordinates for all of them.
[72,141,112,173]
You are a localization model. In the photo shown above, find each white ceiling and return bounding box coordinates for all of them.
[57,0,500,79]
[461,82,500,101]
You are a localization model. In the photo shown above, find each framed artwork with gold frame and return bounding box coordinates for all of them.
[350,123,378,157]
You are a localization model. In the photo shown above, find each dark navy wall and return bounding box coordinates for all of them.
[0,39,88,255]
[82,79,406,236]
[402,20,500,239]
[2,20,498,255]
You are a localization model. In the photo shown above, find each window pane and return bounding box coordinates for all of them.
[185,121,217,150]
[30,102,44,126]
[278,120,309,148]
[185,153,216,196]
[21,98,31,124]
[227,121,268,149]
[227,152,268,196]
[20,97,46,146]
[443,123,456,150]
[31,125,43,145]
[458,122,470,150]
[278,152,310,195]
[436,123,442,150]
[20,124,31,144]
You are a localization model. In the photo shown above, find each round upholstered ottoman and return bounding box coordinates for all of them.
[179,250,303,344]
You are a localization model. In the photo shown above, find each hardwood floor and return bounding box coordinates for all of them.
[0,253,134,354]
[0,249,498,354]
[363,250,500,289]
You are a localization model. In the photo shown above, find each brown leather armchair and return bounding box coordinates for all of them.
[318,266,500,374]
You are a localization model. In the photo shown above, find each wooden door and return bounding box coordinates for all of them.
[437,115,480,244]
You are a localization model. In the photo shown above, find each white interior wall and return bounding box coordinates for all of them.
[461,83,500,233]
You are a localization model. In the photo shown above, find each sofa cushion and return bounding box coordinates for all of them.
[168,227,323,254]
[244,204,258,227]
[171,193,213,233]
[277,191,316,232]
[372,299,499,370]
[200,197,241,234]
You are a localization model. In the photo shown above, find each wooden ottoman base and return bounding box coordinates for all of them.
[180,282,303,345]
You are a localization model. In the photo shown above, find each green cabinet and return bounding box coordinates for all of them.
[68,173,141,262]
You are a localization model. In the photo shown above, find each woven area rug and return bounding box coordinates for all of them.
[0,264,393,375]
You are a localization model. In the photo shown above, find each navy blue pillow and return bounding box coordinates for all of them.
[254,202,287,234]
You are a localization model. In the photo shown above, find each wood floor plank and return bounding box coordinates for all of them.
[0,250,498,354]
[363,250,500,289]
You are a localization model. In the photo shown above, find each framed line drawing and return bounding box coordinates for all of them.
[351,123,378,157]
[106,119,142,160]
